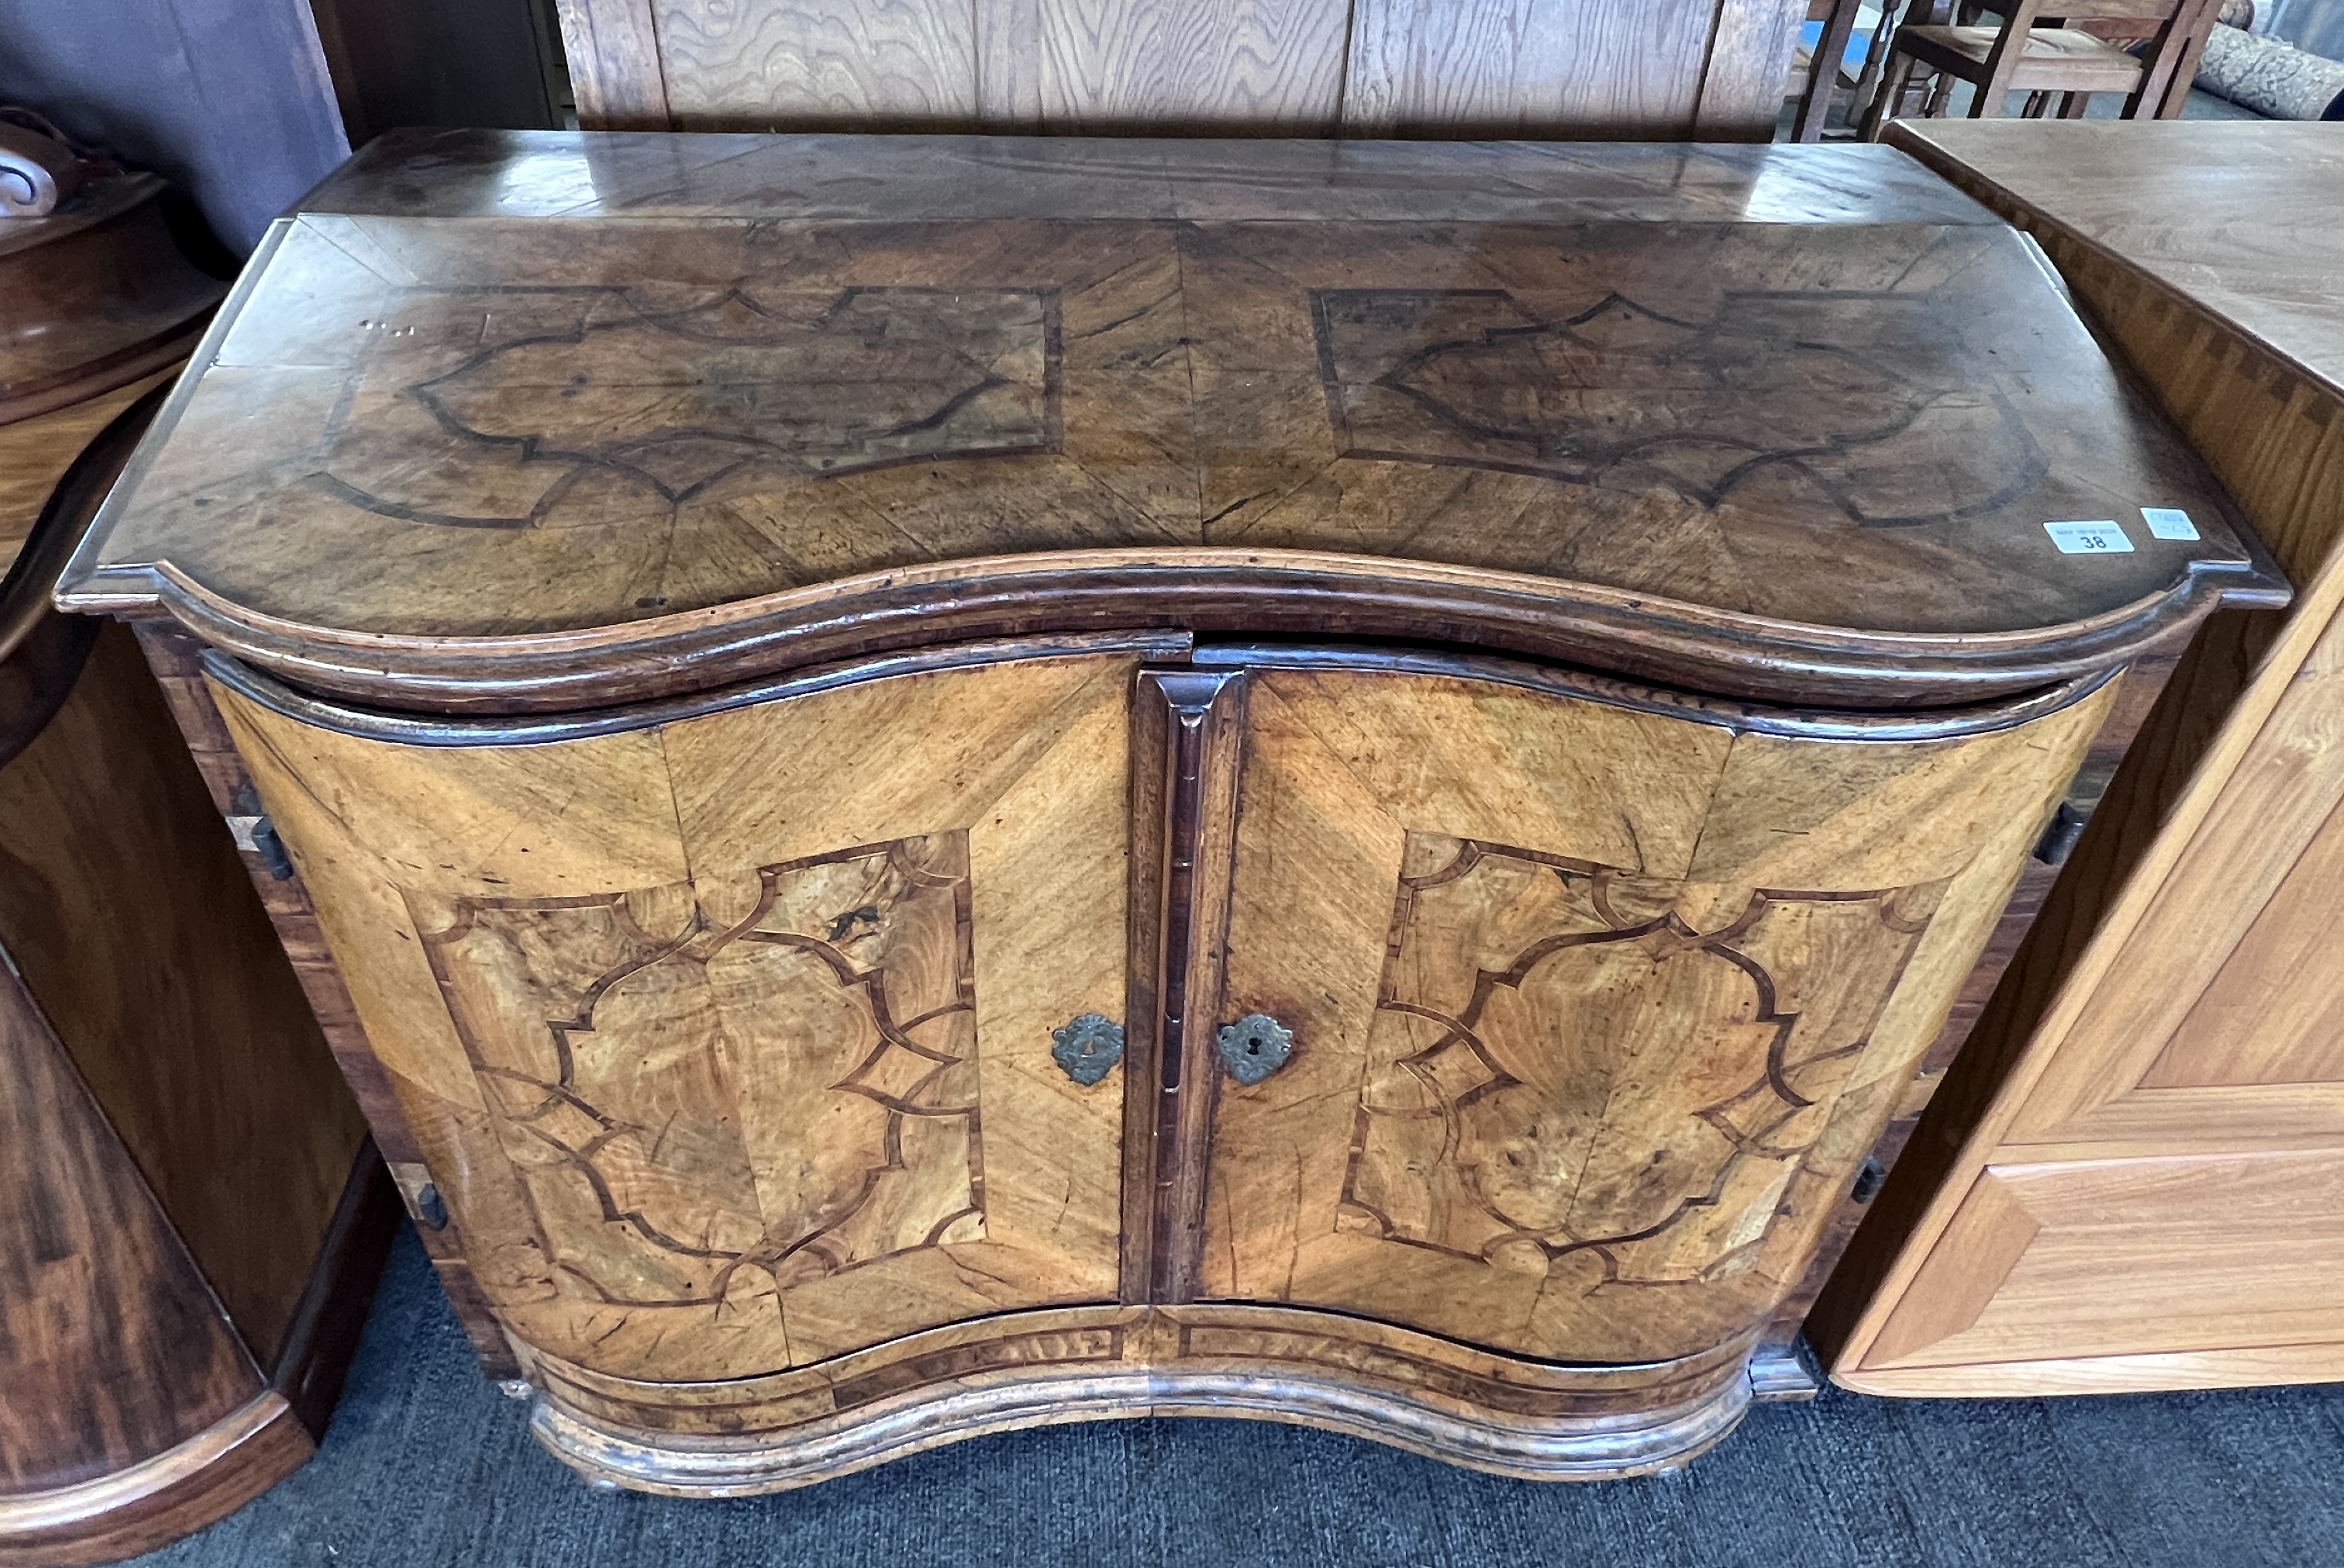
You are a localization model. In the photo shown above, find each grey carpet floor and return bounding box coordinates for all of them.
[127,1229,2344,1567]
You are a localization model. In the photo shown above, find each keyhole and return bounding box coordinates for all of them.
[1246,1035,1265,1055]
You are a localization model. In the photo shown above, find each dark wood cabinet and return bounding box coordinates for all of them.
[1,169,394,1566]
[55,131,2286,1494]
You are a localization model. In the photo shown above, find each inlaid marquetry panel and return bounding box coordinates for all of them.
[213,650,1138,1381]
[415,834,984,1311]
[1311,287,2041,526]
[322,284,1060,530]
[1342,833,1945,1287]
[1202,662,2115,1363]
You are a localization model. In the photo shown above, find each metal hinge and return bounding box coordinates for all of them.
[2032,800,2089,866]
[1850,1155,1888,1204]
[226,783,295,880]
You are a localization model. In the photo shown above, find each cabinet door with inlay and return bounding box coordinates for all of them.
[214,651,1137,1383]
[1198,661,2114,1364]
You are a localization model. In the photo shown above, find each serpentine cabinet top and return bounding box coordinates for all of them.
[55,130,2286,714]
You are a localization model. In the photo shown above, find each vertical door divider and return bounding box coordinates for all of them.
[1122,666,1247,1304]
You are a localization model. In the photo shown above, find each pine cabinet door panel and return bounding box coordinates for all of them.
[1862,1152,2344,1372]
[214,653,1135,1382]
[1204,665,2112,1363]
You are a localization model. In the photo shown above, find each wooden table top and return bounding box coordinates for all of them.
[1887,121,2344,400]
[56,132,2283,715]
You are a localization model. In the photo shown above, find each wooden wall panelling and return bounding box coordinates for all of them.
[1692,0,1810,136]
[551,0,1802,136]
[1814,125,2344,1395]
[975,0,1349,131]
[652,0,977,130]
[208,650,1141,1385]
[550,0,675,129]
[1339,0,1764,137]
[1199,658,2113,1365]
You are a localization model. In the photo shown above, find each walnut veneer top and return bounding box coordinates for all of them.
[57,131,2284,714]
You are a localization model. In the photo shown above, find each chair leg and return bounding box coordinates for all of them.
[1861,52,1918,138]
[2059,89,2090,118]
[2021,89,2049,116]
[1926,69,1958,117]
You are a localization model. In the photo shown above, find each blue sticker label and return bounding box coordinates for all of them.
[2044,520,2134,555]
[2141,507,2200,541]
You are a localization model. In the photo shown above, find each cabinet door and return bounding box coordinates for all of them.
[1198,661,2111,1364]
[217,651,1137,1383]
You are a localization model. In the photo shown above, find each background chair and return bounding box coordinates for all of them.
[1863,0,2223,134]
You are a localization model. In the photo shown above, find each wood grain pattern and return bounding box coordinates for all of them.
[0,1393,313,1568]
[213,649,1140,1382]
[0,623,368,1368]
[551,0,1791,137]
[0,173,222,427]
[1863,1153,2344,1371]
[976,0,1348,131]
[60,150,2277,715]
[1344,0,1720,136]
[548,0,674,128]
[1693,0,1811,137]
[1201,659,2112,1363]
[0,372,174,582]
[0,971,264,1499]
[656,0,976,130]
[1813,122,2344,1398]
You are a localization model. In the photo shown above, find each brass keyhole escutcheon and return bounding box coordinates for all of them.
[1051,1013,1125,1085]
[1216,1013,1294,1085]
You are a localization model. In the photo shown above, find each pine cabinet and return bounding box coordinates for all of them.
[57,131,2285,1492]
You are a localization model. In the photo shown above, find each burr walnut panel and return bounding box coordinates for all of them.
[1202,664,2114,1363]
[416,835,985,1313]
[213,651,1137,1381]
[1342,837,1945,1285]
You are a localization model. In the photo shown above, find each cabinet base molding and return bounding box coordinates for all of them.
[523,1307,1758,1495]
[0,1395,310,1568]
[0,1144,396,1567]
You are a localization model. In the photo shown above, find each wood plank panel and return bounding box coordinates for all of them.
[550,0,674,128]
[213,650,1139,1383]
[1343,0,1726,136]
[2143,789,2344,1089]
[0,966,263,1496]
[1692,0,1809,138]
[976,0,1349,130]
[1862,1152,2344,1371]
[653,0,978,130]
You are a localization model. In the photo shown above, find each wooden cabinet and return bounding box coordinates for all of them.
[56,133,2287,1492]
[1,169,394,1566]
[1811,121,2344,1398]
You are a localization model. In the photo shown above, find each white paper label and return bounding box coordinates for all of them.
[2044,520,2134,555]
[2141,506,2200,541]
